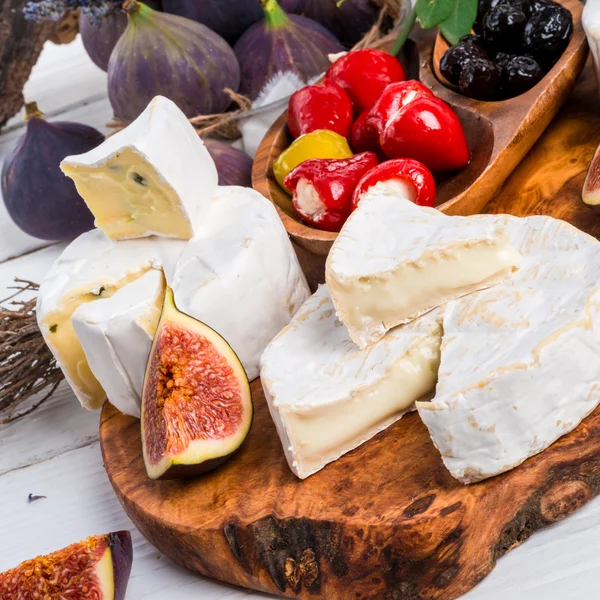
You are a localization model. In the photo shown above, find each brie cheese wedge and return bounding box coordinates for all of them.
[72,270,166,418]
[260,285,442,479]
[172,186,310,380]
[37,229,186,410]
[326,185,521,348]
[418,215,600,484]
[61,96,217,241]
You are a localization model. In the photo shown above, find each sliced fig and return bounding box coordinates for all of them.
[142,288,253,480]
[583,144,600,206]
[0,531,132,599]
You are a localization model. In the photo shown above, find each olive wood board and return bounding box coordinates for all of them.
[252,0,588,289]
[100,54,600,600]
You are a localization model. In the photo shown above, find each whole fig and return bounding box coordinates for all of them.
[204,140,253,187]
[162,0,264,45]
[1,103,103,241]
[79,9,127,72]
[234,0,344,100]
[108,1,240,124]
[300,0,381,47]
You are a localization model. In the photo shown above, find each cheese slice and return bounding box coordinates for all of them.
[72,270,166,418]
[37,229,186,410]
[326,184,521,348]
[171,186,310,380]
[60,95,217,241]
[418,215,600,484]
[260,285,442,479]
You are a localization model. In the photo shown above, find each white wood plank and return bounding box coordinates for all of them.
[4,36,108,131]
[0,244,99,475]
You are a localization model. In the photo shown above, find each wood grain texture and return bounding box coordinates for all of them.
[101,376,600,600]
[252,0,588,289]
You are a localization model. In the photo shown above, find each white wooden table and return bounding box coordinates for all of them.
[0,37,598,600]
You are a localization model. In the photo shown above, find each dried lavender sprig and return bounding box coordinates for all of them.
[24,0,123,23]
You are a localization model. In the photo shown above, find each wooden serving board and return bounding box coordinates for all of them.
[100,63,600,600]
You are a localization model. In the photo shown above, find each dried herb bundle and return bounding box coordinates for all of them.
[0,279,63,425]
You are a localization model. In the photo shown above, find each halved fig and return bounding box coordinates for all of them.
[142,288,253,480]
[583,143,600,206]
[0,531,132,599]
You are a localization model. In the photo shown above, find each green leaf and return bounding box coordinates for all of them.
[416,0,454,29]
[439,0,478,45]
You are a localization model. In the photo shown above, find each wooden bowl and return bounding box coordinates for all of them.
[252,0,588,288]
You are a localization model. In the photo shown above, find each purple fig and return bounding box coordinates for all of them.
[162,0,304,44]
[1,103,103,241]
[299,0,381,47]
[204,140,253,187]
[162,0,263,45]
[233,0,344,100]
[108,1,241,124]
[79,10,127,72]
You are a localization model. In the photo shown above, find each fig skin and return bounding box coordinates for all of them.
[299,0,381,47]
[1,103,103,241]
[162,0,305,45]
[108,1,241,124]
[141,288,253,481]
[234,0,344,100]
[79,10,127,72]
[204,140,253,187]
[0,531,133,600]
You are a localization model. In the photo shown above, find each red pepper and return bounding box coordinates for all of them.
[325,49,406,115]
[351,81,433,156]
[288,81,354,140]
[381,96,470,171]
[284,152,379,232]
[351,159,436,211]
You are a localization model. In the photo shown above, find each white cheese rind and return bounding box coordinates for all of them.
[171,186,310,381]
[72,270,166,418]
[260,285,442,479]
[418,215,600,484]
[326,185,521,348]
[60,95,218,240]
[37,229,186,409]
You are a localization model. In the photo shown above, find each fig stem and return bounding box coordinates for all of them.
[123,0,141,15]
[260,0,289,28]
[24,101,44,121]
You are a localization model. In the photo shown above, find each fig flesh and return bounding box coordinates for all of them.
[204,140,253,187]
[583,143,600,206]
[0,531,132,600]
[79,9,127,72]
[108,1,241,124]
[1,102,103,241]
[142,288,253,480]
[234,0,344,100]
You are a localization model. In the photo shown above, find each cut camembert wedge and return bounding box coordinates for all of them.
[418,215,600,484]
[61,96,217,241]
[72,269,166,418]
[325,184,521,348]
[260,285,442,479]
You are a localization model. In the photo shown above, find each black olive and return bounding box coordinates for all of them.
[459,33,486,48]
[476,0,530,31]
[500,55,543,97]
[458,57,501,100]
[440,43,488,85]
[523,5,573,68]
[529,0,555,15]
[495,51,516,69]
[483,4,527,53]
